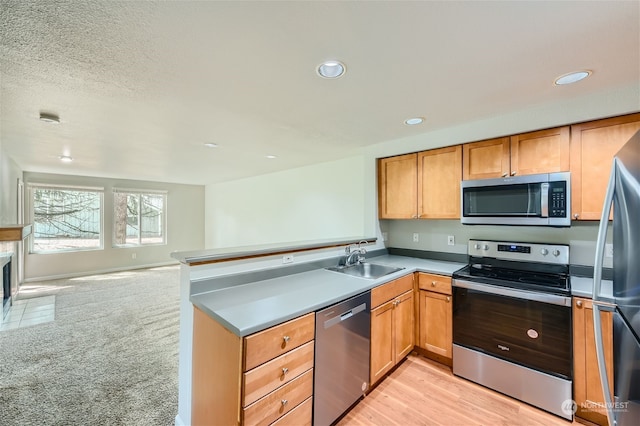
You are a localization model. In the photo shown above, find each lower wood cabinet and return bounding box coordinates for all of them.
[416,273,452,364]
[370,274,415,386]
[573,297,614,426]
[191,308,314,426]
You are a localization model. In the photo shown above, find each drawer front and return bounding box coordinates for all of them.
[244,313,315,371]
[243,341,314,406]
[243,369,313,426]
[371,274,413,308]
[418,272,451,295]
[270,396,312,426]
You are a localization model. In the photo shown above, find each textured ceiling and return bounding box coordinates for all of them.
[1,1,639,185]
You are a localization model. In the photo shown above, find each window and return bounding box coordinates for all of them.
[30,185,104,253]
[113,189,166,247]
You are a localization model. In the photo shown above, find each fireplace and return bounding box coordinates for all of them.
[2,257,11,320]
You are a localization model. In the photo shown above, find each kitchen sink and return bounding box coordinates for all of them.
[325,262,405,280]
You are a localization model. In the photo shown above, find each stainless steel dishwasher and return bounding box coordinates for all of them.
[314,291,370,426]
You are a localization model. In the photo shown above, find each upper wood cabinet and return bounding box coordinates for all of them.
[378,153,418,219]
[462,136,510,180]
[378,146,461,219]
[463,127,570,180]
[418,145,462,219]
[570,113,640,220]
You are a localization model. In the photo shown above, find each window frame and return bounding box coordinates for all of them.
[28,183,105,254]
[112,188,167,248]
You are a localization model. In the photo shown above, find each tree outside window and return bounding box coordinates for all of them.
[31,186,103,253]
[113,190,166,246]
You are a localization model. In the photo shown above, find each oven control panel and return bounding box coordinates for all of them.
[468,240,569,265]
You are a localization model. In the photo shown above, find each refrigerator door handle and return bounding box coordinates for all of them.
[592,159,617,426]
[593,159,616,301]
[592,302,615,426]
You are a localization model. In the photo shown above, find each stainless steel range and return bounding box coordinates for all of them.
[452,239,573,420]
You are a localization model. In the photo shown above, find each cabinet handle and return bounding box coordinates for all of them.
[573,214,579,219]
[281,399,288,407]
[446,296,451,302]
[412,214,418,219]
[282,367,289,376]
[501,173,508,177]
[431,281,436,287]
[511,171,517,176]
[576,300,582,307]
[283,335,290,343]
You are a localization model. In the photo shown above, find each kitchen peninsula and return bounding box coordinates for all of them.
[171,237,465,426]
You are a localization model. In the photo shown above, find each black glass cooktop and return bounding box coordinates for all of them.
[453,257,570,296]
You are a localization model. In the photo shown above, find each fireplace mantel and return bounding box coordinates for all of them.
[0,224,32,242]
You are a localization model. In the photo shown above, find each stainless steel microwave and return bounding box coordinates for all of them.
[461,172,571,226]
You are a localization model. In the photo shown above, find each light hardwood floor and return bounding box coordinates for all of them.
[338,354,584,426]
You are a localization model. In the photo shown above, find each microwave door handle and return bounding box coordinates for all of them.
[540,183,549,217]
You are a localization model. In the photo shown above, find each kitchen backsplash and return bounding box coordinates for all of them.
[380,219,612,268]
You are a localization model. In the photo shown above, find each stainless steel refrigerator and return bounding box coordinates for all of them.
[593,130,640,426]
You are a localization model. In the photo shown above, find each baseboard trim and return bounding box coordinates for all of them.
[22,261,179,283]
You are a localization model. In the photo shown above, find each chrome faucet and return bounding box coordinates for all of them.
[338,241,368,267]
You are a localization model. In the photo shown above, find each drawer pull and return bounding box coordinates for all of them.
[282,367,289,376]
[281,399,288,407]
[431,281,436,287]
[446,296,451,302]
[283,335,290,343]
[576,300,583,307]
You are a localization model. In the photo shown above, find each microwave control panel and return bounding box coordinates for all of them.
[548,182,567,218]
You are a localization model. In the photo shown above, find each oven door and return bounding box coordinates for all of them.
[453,279,572,379]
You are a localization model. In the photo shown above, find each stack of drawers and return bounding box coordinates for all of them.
[242,313,315,425]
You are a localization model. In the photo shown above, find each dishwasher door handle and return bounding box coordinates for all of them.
[324,302,366,329]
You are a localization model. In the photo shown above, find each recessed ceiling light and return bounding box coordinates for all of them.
[58,155,73,162]
[317,61,346,79]
[40,112,60,124]
[203,143,218,148]
[554,70,591,85]
[266,155,277,159]
[404,117,424,125]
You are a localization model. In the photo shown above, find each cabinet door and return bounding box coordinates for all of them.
[510,126,570,176]
[570,113,640,220]
[462,137,510,180]
[417,145,462,219]
[394,290,415,361]
[378,153,418,219]
[370,300,395,385]
[573,298,613,426]
[418,290,452,359]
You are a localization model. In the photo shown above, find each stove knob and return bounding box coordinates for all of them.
[552,249,561,257]
[483,244,489,251]
[540,248,549,256]
[474,243,481,250]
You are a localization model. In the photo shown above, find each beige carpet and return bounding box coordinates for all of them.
[0,266,180,426]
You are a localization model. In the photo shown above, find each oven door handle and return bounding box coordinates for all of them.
[453,279,572,307]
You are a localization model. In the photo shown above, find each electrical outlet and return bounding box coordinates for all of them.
[605,244,613,258]
[132,253,136,259]
[382,232,388,241]
[447,235,455,246]
[282,254,294,264]
[413,233,419,242]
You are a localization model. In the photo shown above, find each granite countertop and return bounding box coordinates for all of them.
[190,254,465,337]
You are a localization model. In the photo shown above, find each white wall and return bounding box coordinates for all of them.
[203,84,638,263]
[204,156,369,248]
[23,172,205,280]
